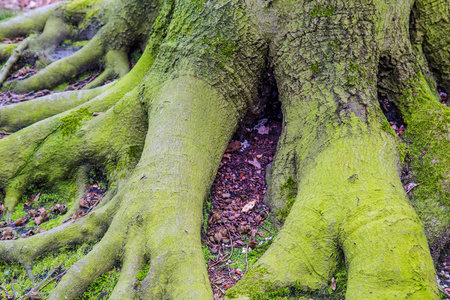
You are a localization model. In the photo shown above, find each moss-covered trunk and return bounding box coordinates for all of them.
[0,0,448,298]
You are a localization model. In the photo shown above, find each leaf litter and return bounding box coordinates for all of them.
[205,110,282,299]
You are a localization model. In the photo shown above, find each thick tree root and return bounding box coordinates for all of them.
[0,83,110,132]
[3,35,105,93]
[0,2,63,40]
[0,0,160,93]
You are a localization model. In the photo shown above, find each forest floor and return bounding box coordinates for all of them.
[1,2,450,300]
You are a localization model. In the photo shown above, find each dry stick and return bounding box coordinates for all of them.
[0,38,29,87]
[220,212,234,262]
[38,269,67,292]
[245,241,249,273]
[260,224,273,235]
[23,264,61,299]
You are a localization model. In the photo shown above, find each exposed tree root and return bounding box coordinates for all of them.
[0,38,28,86]
[64,165,90,219]
[85,50,130,89]
[0,83,109,132]
[0,2,63,40]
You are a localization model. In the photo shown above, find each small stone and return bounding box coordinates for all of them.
[215,280,223,285]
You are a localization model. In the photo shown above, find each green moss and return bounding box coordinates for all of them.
[74,265,120,300]
[201,32,238,68]
[0,239,97,298]
[0,9,15,21]
[72,40,90,48]
[310,5,335,18]
[202,245,216,263]
[310,61,321,74]
[227,260,347,300]
[65,0,104,12]
[274,177,297,223]
[136,260,151,281]
[59,106,91,137]
[344,75,358,87]
[381,120,396,137]
[53,82,69,91]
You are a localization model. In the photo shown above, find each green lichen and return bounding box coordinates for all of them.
[274,177,297,223]
[59,106,91,137]
[310,5,335,18]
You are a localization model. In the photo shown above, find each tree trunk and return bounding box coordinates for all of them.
[0,0,448,298]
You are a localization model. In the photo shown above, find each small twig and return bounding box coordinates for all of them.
[26,264,61,297]
[260,224,273,235]
[438,286,450,297]
[245,241,249,273]
[38,268,67,292]
[219,212,234,261]
[0,285,8,297]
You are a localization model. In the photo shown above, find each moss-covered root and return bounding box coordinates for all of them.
[0,83,109,132]
[128,76,243,299]
[0,37,28,86]
[0,43,18,61]
[85,50,130,89]
[48,229,123,300]
[0,2,63,40]
[108,237,146,300]
[413,0,450,91]
[27,9,72,53]
[3,35,106,93]
[0,195,119,265]
[3,175,29,222]
[382,61,450,257]
[230,130,438,299]
[64,165,90,219]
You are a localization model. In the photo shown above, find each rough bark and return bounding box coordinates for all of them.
[0,0,448,299]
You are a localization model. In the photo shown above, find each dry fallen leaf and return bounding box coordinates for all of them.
[13,218,24,226]
[242,200,257,213]
[257,125,270,135]
[248,157,261,169]
[80,198,90,208]
[32,192,41,202]
[331,277,336,290]
[226,140,242,153]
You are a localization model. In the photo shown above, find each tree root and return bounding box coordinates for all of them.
[48,230,122,300]
[64,165,90,219]
[108,236,146,300]
[0,83,110,132]
[0,0,161,93]
[0,38,29,87]
[0,2,63,40]
[85,50,130,89]
[3,35,106,93]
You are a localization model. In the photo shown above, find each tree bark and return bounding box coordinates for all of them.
[0,0,448,298]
